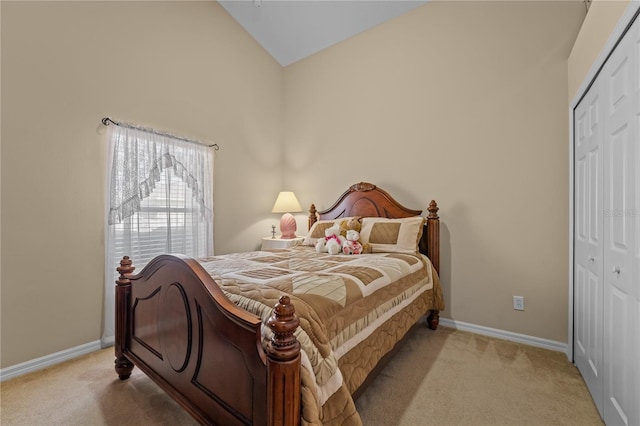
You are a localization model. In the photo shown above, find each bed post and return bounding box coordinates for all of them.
[426,201,440,330]
[308,203,318,229]
[266,296,301,426]
[114,256,135,380]
[426,200,440,274]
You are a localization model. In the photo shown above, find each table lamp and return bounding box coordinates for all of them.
[271,191,302,239]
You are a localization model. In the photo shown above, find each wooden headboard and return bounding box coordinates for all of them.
[307,182,440,273]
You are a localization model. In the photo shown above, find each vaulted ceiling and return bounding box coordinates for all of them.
[218,0,429,66]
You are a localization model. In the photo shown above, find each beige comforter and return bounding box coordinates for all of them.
[198,246,444,425]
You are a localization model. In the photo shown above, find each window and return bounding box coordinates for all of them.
[102,124,214,344]
[112,170,209,266]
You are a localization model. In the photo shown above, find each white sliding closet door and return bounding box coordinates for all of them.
[574,72,604,416]
[574,11,639,426]
[601,13,639,426]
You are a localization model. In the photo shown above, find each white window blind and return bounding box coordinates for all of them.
[112,171,208,264]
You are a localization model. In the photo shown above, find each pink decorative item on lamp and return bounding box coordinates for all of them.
[272,191,302,239]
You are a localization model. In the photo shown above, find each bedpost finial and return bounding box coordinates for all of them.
[427,200,439,219]
[266,296,300,361]
[274,295,295,319]
[116,256,135,285]
[309,204,318,228]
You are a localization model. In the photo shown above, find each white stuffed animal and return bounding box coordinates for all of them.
[315,224,346,255]
[342,229,363,255]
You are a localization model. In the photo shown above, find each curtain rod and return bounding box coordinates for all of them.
[101,117,219,150]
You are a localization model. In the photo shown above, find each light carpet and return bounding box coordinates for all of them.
[1,326,602,425]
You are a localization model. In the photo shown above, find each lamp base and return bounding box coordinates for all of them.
[279,213,297,239]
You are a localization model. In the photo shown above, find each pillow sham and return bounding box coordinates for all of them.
[303,217,356,246]
[359,216,425,254]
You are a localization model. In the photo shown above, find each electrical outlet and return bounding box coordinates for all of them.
[513,296,525,311]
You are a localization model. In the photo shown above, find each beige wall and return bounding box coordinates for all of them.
[1,1,283,367]
[568,0,632,101]
[284,1,585,343]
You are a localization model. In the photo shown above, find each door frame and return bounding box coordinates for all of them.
[568,1,640,362]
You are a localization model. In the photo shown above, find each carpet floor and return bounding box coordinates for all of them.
[1,326,603,425]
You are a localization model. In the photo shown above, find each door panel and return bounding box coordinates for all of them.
[574,79,604,417]
[601,14,639,426]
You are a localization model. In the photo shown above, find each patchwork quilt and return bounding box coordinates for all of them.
[198,246,444,425]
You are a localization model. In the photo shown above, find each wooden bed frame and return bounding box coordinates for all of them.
[114,182,440,426]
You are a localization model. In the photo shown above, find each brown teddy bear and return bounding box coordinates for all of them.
[339,217,370,253]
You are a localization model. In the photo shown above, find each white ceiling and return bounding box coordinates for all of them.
[218,0,429,66]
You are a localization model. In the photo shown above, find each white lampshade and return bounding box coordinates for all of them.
[271,191,302,213]
[272,191,302,239]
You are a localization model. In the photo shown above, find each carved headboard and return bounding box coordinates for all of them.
[308,182,440,273]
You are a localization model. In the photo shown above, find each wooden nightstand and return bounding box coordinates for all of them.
[261,236,305,250]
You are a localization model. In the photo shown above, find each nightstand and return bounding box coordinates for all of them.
[261,236,305,250]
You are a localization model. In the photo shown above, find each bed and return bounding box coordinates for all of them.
[113,181,444,426]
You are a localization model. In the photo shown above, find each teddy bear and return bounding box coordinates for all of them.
[340,217,361,238]
[315,223,346,255]
[342,229,363,255]
[339,217,370,253]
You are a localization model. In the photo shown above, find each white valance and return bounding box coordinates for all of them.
[107,125,213,225]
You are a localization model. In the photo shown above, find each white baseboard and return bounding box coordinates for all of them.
[102,335,115,346]
[0,340,105,382]
[439,318,568,355]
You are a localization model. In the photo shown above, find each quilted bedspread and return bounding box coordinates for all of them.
[198,246,444,425]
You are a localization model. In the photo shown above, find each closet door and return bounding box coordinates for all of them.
[574,73,604,416]
[601,14,639,426]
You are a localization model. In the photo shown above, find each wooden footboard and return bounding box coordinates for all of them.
[114,255,301,426]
